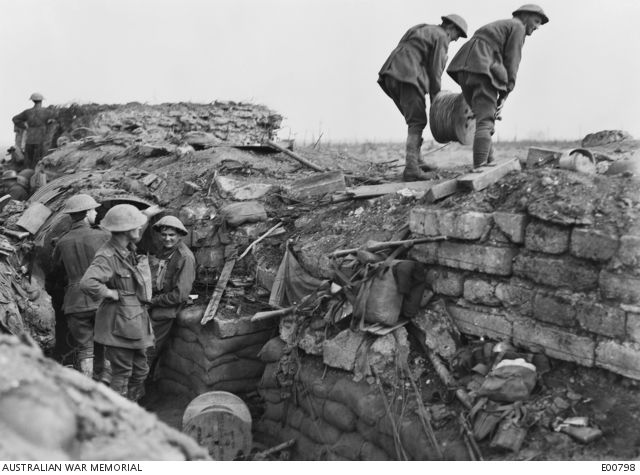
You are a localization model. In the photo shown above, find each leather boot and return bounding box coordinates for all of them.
[96,359,112,386]
[487,142,495,164]
[403,133,429,181]
[78,357,94,379]
[127,383,146,403]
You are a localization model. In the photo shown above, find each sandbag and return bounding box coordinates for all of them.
[220,201,267,227]
[477,359,537,402]
[354,266,402,325]
[258,337,287,363]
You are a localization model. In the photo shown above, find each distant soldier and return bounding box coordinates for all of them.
[447,4,549,167]
[52,194,110,380]
[12,93,56,169]
[146,216,196,382]
[378,14,468,181]
[80,204,159,402]
[0,170,28,201]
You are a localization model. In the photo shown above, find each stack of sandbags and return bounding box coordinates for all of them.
[158,305,275,399]
[255,344,448,461]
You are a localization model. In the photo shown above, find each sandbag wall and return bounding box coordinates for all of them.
[157,304,276,399]
[255,348,460,461]
[408,205,640,380]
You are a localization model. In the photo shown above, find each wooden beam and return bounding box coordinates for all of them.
[457,158,521,191]
[346,179,441,199]
[289,170,346,200]
[200,258,236,325]
[266,140,325,172]
[423,179,459,203]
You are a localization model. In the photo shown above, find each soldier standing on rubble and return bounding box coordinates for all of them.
[52,194,110,380]
[145,216,195,384]
[378,14,468,181]
[11,93,56,169]
[447,4,549,168]
[80,204,160,402]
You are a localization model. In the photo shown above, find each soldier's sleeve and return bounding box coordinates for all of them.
[427,36,448,98]
[12,111,27,128]
[150,253,196,307]
[80,255,115,300]
[503,24,526,92]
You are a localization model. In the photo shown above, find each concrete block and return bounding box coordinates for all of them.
[532,290,577,327]
[437,242,518,276]
[524,221,570,254]
[576,301,626,338]
[495,279,535,314]
[493,212,527,243]
[447,304,512,340]
[323,329,366,371]
[599,271,640,304]
[570,228,619,261]
[513,252,599,291]
[618,235,640,267]
[408,242,440,264]
[426,267,464,296]
[463,278,500,306]
[595,340,640,380]
[409,208,492,240]
[626,313,640,343]
[513,319,595,367]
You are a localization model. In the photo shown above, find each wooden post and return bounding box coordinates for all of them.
[200,258,236,325]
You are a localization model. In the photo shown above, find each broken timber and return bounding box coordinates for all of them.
[329,236,446,258]
[289,171,346,200]
[266,140,325,172]
[200,258,236,325]
[424,178,459,203]
[457,158,521,191]
[343,179,442,200]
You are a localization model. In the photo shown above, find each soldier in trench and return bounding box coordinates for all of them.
[378,14,468,181]
[52,194,111,380]
[447,4,549,168]
[11,93,57,169]
[145,215,196,386]
[80,204,161,401]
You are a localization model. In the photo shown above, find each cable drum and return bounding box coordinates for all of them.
[429,91,475,145]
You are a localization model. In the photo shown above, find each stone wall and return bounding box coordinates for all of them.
[157,304,276,399]
[408,206,640,380]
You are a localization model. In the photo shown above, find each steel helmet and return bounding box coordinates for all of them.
[441,14,468,38]
[18,169,35,180]
[101,204,147,232]
[512,4,549,24]
[1,170,17,181]
[153,215,188,236]
[29,92,44,102]
[62,194,101,214]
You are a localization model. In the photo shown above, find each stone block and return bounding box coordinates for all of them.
[409,208,492,240]
[599,271,640,304]
[447,304,512,340]
[627,313,640,343]
[463,278,500,306]
[576,301,626,338]
[524,221,570,254]
[437,242,518,276]
[570,228,619,261]
[412,303,459,359]
[322,329,366,371]
[595,340,640,380]
[495,279,535,314]
[513,319,595,367]
[513,252,599,291]
[493,212,527,243]
[532,290,577,327]
[618,235,640,267]
[426,267,464,296]
[408,242,440,264]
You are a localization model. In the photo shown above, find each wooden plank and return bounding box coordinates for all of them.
[289,170,346,200]
[424,179,459,203]
[266,140,325,172]
[346,179,441,199]
[526,147,562,168]
[200,258,236,325]
[457,158,521,191]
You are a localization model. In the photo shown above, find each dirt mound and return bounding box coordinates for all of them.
[582,130,633,147]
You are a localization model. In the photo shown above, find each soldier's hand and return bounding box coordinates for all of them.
[143,204,163,217]
[106,289,120,301]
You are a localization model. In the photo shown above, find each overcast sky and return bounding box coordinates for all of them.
[1,0,639,145]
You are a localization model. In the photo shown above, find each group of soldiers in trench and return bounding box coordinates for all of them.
[6,4,549,404]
